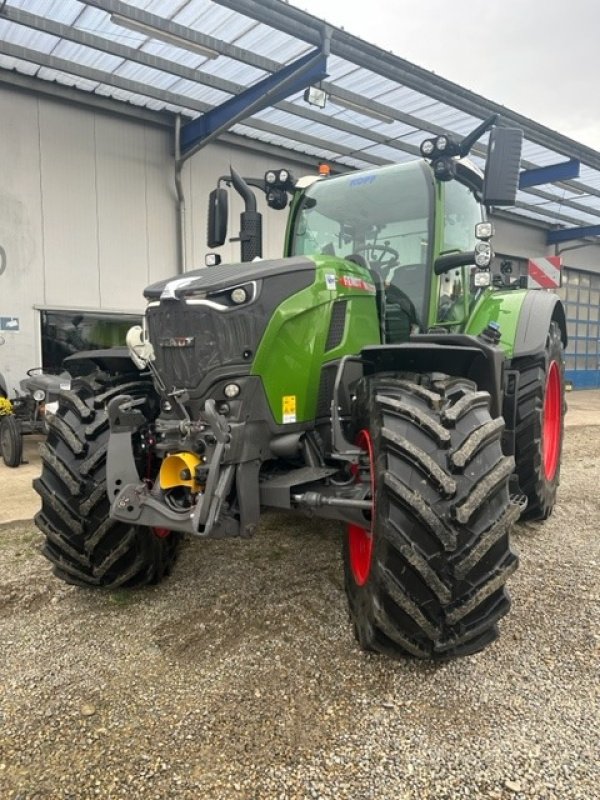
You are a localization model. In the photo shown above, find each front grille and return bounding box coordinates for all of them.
[147,301,261,393]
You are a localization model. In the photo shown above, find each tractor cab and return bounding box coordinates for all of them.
[287,158,487,338]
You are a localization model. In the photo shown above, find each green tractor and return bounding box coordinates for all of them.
[34,116,566,659]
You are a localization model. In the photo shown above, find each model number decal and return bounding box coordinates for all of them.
[339,275,376,293]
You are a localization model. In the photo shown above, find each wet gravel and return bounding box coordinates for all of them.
[0,425,598,799]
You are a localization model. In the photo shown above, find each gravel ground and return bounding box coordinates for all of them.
[0,425,599,800]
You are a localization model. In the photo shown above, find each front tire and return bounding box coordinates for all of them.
[33,378,180,588]
[0,414,23,468]
[343,374,519,659]
[512,321,565,520]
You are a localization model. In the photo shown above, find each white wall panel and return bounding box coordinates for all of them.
[95,114,150,310]
[39,99,100,309]
[145,126,178,284]
[0,90,45,394]
[491,216,547,258]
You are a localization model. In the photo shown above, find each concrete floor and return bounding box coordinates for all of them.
[0,390,598,526]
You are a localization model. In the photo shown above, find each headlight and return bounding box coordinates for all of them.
[420,139,435,156]
[224,383,240,398]
[265,170,277,185]
[473,270,491,287]
[474,241,492,267]
[475,221,494,240]
[33,389,45,402]
[435,135,449,152]
[231,288,247,304]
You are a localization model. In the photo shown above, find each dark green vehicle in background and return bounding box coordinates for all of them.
[34,117,566,660]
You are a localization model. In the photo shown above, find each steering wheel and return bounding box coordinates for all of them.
[354,242,400,270]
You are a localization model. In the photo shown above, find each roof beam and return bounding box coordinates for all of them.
[522,186,600,221]
[547,225,600,244]
[0,68,171,127]
[180,45,329,157]
[79,0,278,73]
[0,40,209,114]
[519,159,580,189]
[515,201,594,228]
[235,117,388,166]
[0,5,236,95]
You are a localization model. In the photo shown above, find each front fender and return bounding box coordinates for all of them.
[466,289,567,358]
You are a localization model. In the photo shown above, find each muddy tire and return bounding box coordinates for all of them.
[33,378,180,588]
[0,414,23,468]
[343,374,519,659]
[511,322,565,520]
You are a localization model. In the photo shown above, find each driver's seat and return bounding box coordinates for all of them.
[346,254,420,343]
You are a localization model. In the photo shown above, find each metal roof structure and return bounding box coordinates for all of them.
[1,0,599,241]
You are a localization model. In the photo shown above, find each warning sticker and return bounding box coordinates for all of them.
[282,395,297,424]
[325,273,337,291]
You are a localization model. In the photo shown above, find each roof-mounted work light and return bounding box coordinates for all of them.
[304,86,327,109]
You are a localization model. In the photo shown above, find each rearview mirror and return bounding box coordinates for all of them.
[207,187,228,248]
[483,127,523,207]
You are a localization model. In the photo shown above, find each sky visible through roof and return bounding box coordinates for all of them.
[290,0,600,151]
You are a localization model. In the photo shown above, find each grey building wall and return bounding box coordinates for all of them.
[492,214,600,276]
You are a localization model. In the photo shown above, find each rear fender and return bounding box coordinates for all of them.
[466,289,567,359]
[512,292,567,358]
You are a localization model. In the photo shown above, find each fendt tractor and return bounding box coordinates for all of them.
[34,115,566,660]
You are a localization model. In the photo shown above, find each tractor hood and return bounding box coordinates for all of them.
[144,256,315,301]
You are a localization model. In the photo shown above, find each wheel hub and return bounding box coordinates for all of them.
[348,429,375,586]
[542,361,561,481]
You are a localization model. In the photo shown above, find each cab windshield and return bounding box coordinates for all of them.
[291,161,433,321]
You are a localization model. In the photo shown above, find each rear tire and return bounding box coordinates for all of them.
[33,378,180,588]
[0,415,23,468]
[343,374,519,660]
[512,321,565,520]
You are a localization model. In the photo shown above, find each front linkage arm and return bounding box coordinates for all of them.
[106,394,238,538]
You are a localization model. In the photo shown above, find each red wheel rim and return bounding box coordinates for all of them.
[348,429,375,586]
[542,361,561,481]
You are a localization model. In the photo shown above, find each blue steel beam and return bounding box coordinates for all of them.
[519,159,580,189]
[547,224,600,244]
[180,47,329,157]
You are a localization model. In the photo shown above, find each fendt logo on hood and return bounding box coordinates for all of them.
[159,337,195,348]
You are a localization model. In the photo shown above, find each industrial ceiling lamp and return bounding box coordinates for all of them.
[110,14,219,60]
[303,85,327,109]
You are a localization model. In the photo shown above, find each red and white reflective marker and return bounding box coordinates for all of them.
[527,256,563,289]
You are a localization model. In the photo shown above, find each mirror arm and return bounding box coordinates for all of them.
[458,114,499,157]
